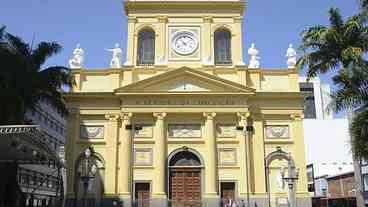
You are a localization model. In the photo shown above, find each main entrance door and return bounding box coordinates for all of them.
[169,150,202,207]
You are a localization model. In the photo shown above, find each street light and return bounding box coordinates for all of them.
[236,125,253,207]
[280,166,300,207]
[78,147,98,207]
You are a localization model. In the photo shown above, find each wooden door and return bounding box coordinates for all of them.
[169,168,201,207]
[135,183,150,207]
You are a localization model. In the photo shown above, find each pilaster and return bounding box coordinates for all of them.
[119,112,133,198]
[156,16,168,65]
[152,112,167,197]
[252,113,267,193]
[202,16,213,66]
[233,16,244,65]
[104,114,120,195]
[203,112,219,198]
[152,112,168,206]
[65,108,79,196]
[237,112,251,196]
[290,113,309,193]
[125,17,137,66]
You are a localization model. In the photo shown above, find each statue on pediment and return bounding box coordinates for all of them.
[286,44,297,68]
[106,43,122,68]
[69,43,84,69]
[248,43,260,68]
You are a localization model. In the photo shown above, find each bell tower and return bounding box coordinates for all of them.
[124,0,245,68]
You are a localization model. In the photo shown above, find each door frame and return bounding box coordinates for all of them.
[167,148,206,203]
[219,180,238,200]
[133,180,152,202]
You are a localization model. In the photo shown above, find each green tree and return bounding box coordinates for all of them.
[0,26,73,124]
[297,4,368,159]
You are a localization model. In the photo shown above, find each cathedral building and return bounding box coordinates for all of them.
[64,0,311,207]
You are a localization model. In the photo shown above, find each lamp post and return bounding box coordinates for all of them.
[280,166,299,207]
[78,147,98,207]
[236,125,253,207]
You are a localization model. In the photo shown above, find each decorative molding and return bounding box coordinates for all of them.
[216,124,237,138]
[237,112,250,121]
[104,114,120,121]
[134,148,153,166]
[218,148,237,166]
[203,112,216,120]
[290,113,304,121]
[80,125,104,139]
[153,112,167,120]
[203,16,213,23]
[265,125,289,139]
[127,17,137,23]
[168,124,201,138]
[233,16,243,23]
[121,112,133,121]
[134,124,153,138]
[158,16,168,23]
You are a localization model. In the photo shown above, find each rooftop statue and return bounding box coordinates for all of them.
[248,43,260,69]
[69,43,84,69]
[106,43,122,68]
[286,44,297,69]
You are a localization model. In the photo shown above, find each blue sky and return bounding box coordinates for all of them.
[0,0,360,84]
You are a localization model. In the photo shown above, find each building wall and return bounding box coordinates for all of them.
[303,119,353,178]
[19,100,66,203]
[327,173,356,199]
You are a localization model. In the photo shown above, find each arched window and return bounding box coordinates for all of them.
[214,29,232,65]
[137,29,155,65]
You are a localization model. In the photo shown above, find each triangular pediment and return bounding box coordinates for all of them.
[115,67,255,94]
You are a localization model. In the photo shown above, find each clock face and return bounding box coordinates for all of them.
[171,31,199,55]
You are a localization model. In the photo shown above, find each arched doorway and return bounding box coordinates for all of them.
[265,148,296,207]
[74,148,105,207]
[168,149,203,207]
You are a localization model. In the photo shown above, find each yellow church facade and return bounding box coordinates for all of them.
[64,1,311,207]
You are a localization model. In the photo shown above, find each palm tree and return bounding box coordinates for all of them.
[0,27,73,124]
[297,5,368,159]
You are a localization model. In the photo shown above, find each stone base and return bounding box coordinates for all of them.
[151,194,168,207]
[64,195,311,207]
[202,194,220,207]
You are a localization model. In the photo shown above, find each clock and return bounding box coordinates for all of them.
[171,31,199,55]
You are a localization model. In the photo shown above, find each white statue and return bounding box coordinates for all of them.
[286,44,297,68]
[248,43,260,68]
[105,43,122,68]
[69,43,84,69]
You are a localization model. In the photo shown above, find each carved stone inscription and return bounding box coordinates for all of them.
[265,125,289,139]
[80,125,104,139]
[122,97,247,107]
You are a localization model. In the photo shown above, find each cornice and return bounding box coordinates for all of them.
[124,1,245,14]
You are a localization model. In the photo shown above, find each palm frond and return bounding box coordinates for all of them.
[32,42,62,67]
[351,108,368,160]
[329,8,344,30]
